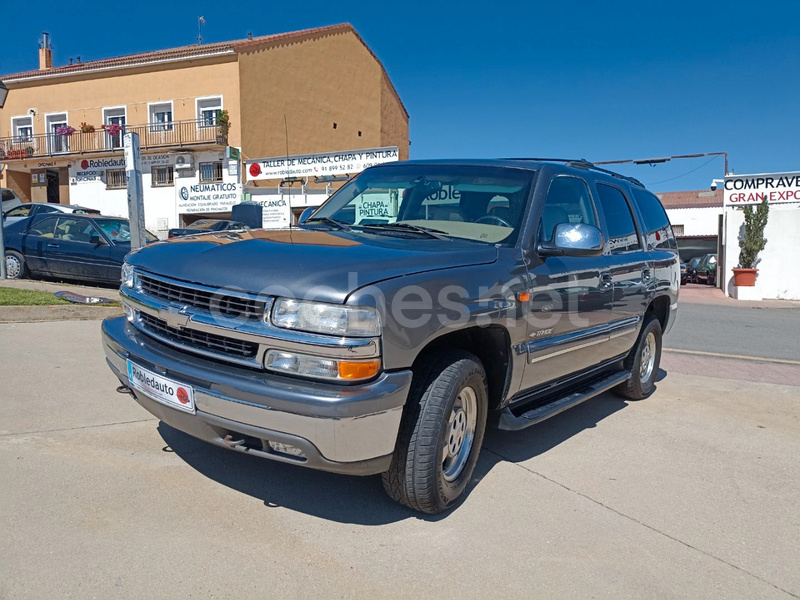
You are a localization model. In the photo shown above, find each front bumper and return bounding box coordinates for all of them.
[102,316,411,475]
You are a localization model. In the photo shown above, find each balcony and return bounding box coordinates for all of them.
[0,119,228,162]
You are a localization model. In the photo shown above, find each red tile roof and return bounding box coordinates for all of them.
[656,189,723,209]
[1,23,408,117]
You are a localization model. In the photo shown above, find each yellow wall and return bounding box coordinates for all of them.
[237,29,408,162]
[1,56,242,147]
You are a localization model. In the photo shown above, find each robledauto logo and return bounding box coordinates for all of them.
[180,187,189,201]
[249,163,261,177]
[81,159,89,170]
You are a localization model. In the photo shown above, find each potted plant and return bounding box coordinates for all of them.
[102,123,123,137]
[733,200,769,287]
[55,124,76,136]
[79,122,95,133]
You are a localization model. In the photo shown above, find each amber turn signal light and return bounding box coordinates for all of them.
[338,359,381,380]
[517,292,531,302]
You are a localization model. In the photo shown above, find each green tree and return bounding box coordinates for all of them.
[737,200,769,269]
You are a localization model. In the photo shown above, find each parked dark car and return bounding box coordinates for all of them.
[3,202,101,226]
[694,253,718,286]
[3,213,157,284]
[168,219,249,238]
[686,256,702,283]
[103,158,679,514]
[680,261,689,285]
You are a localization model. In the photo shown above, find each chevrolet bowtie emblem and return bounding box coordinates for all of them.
[158,308,191,329]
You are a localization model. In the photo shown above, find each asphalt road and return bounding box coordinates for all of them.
[665,302,800,361]
[2,319,799,599]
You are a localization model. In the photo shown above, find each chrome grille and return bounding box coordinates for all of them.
[138,312,259,359]
[139,274,264,320]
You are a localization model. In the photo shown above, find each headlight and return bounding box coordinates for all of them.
[121,262,135,289]
[265,350,381,381]
[271,298,380,337]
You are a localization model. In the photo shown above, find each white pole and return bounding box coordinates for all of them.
[123,132,147,249]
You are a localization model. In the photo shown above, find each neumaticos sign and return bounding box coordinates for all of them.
[246,146,399,180]
[724,172,800,206]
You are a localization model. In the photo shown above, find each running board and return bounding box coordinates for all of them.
[498,371,631,431]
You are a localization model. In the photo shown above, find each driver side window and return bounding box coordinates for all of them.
[539,176,596,243]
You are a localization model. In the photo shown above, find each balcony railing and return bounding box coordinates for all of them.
[0,119,228,161]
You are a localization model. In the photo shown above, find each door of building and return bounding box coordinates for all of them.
[46,170,60,204]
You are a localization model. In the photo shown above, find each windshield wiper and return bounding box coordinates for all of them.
[302,217,351,231]
[357,222,451,241]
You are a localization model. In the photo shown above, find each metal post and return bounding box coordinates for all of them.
[0,163,6,279]
[123,132,147,250]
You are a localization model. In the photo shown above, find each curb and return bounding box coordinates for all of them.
[0,305,123,323]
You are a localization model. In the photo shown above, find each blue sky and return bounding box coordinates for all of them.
[2,0,798,192]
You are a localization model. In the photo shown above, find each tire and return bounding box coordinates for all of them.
[4,250,27,280]
[614,313,662,400]
[382,351,488,514]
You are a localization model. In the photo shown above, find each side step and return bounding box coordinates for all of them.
[498,371,631,431]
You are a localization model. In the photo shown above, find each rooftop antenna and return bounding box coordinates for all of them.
[197,16,205,45]
[247,31,253,39]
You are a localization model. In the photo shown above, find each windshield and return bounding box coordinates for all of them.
[309,165,535,244]
[96,219,158,243]
[190,219,220,230]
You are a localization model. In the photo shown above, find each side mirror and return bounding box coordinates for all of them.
[90,233,107,246]
[538,223,604,257]
[298,207,316,225]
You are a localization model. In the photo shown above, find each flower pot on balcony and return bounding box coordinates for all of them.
[732,268,758,287]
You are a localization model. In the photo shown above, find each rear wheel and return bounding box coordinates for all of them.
[4,251,27,279]
[615,313,662,400]
[382,351,488,514]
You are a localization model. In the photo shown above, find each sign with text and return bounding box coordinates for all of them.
[246,146,399,180]
[724,172,800,206]
[177,182,242,214]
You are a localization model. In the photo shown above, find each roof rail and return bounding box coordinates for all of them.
[504,157,645,188]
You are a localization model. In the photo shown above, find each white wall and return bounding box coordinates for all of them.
[722,203,800,299]
[666,206,722,237]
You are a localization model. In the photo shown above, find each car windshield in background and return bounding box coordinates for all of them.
[190,220,220,230]
[309,165,535,245]
[96,219,158,243]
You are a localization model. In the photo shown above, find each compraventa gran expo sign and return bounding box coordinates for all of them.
[246,146,399,180]
[724,172,800,206]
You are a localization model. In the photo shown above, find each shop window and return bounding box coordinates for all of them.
[199,161,223,183]
[151,166,174,187]
[196,97,222,127]
[106,169,127,190]
[149,102,174,132]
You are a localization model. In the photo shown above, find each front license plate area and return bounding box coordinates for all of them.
[127,360,195,414]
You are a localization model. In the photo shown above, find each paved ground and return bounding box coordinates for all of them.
[1,319,798,599]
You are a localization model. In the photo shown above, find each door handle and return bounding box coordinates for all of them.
[46,243,59,249]
[599,272,613,289]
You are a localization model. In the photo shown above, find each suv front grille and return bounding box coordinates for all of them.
[138,312,259,360]
[139,274,265,321]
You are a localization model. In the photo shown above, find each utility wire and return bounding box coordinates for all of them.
[644,155,720,186]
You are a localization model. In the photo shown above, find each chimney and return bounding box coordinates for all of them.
[39,32,53,70]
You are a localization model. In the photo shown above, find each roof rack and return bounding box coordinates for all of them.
[504,157,645,188]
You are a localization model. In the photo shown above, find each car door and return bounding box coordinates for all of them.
[46,217,111,281]
[592,181,650,358]
[520,173,616,391]
[20,215,59,275]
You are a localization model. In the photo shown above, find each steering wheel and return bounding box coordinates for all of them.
[475,214,512,228]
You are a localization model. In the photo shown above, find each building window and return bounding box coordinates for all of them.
[151,166,174,187]
[149,102,174,132]
[197,97,222,127]
[199,161,223,183]
[672,224,685,236]
[46,113,69,154]
[103,107,126,150]
[106,169,127,190]
[12,116,33,142]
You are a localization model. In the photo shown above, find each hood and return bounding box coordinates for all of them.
[127,228,498,303]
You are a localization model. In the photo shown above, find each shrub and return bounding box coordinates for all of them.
[737,200,769,269]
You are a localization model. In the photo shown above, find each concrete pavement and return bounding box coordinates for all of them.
[1,320,798,599]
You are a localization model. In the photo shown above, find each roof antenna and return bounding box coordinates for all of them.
[197,16,205,45]
[247,31,253,40]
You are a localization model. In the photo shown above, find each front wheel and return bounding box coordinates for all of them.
[615,313,662,400]
[382,351,488,514]
[4,250,27,279]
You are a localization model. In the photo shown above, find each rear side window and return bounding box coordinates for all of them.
[2,189,15,201]
[631,188,676,250]
[595,183,640,253]
[539,176,597,243]
[27,216,58,237]
[7,206,31,218]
